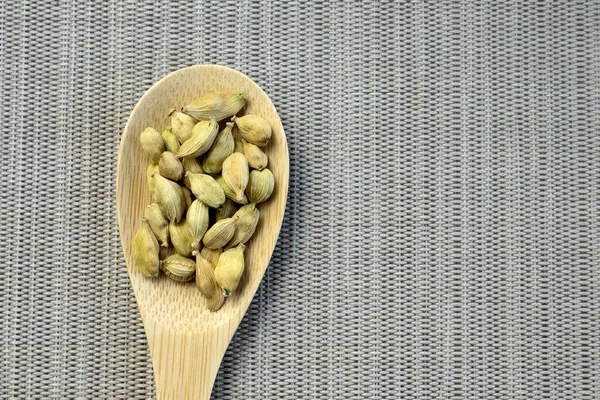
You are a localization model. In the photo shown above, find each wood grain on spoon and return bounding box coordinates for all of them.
[116,65,289,400]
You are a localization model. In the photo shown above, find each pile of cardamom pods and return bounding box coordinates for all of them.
[132,91,274,311]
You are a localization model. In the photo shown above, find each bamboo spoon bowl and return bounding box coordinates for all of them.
[116,65,288,400]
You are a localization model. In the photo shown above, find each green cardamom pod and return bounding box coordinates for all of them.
[216,175,248,204]
[177,117,219,159]
[153,173,185,223]
[233,127,245,154]
[216,199,237,221]
[232,115,271,147]
[140,127,165,162]
[196,254,224,311]
[203,216,238,249]
[161,254,195,282]
[200,247,222,268]
[242,139,268,170]
[215,244,245,296]
[169,220,194,257]
[186,172,225,208]
[222,153,249,202]
[132,219,160,278]
[183,91,246,122]
[182,157,203,188]
[202,122,234,174]
[228,203,259,248]
[246,168,274,203]
[181,186,193,210]
[187,199,209,252]
[170,109,197,143]
[182,156,203,174]
[162,126,180,153]
[145,203,169,247]
[146,163,159,197]
[158,151,184,181]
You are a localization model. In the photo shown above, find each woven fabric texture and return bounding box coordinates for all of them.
[1,0,600,399]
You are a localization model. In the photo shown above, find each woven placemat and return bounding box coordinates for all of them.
[1,1,599,399]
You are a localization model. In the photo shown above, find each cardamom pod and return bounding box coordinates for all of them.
[132,219,160,278]
[186,172,225,208]
[162,126,180,153]
[187,199,209,251]
[222,153,249,203]
[158,151,184,181]
[216,175,249,204]
[217,199,237,221]
[181,186,193,210]
[242,139,268,170]
[145,203,169,247]
[161,254,196,282]
[170,109,197,143]
[232,115,271,147]
[202,122,234,174]
[203,216,238,249]
[196,255,224,311]
[182,157,203,188]
[200,247,222,268]
[140,127,165,162]
[146,163,159,197]
[215,244,245,296]
[169,220,194,257]
[246,168,274,203]
[177,117,219,159]
[153,173,185,223]
[228,203,259,247]
[183,91,246,122]
[233,126,245,154]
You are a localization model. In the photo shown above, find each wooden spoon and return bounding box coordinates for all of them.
[116,65,288,399]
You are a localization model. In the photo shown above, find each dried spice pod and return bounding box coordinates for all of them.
[181,186,193,210]
[200,247,222,268]
[216,175,248,204]
[232,126,245,154]
[177,117,219,159]
[158,151,184,181]
[203,217,237,249]
[216,199,237,221]
[202,122,234,174]
[232,115,271,147]
[162,126,180,153]
[140,127,165,162]
[145,203,169,247]
[170,109,197,143]
[196,255,224,311]
[187,199,209,252]
[161,254,196,282]
[169,220,194,257]
[153,173,185,223]
[246,168,274,203]
[222,153,249,203]
[228,203,259,248]
[146,163,159,196]
[182,157,203,188]
[182,156,203,174]
[186,172,225,208]
[215,244,245,296]
[242,139,267,170]
[132,219,160,278]
[183,91,246,122]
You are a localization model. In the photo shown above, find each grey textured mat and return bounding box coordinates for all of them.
[1,0,600,399]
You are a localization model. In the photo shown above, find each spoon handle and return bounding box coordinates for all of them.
[145,318,239,400]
